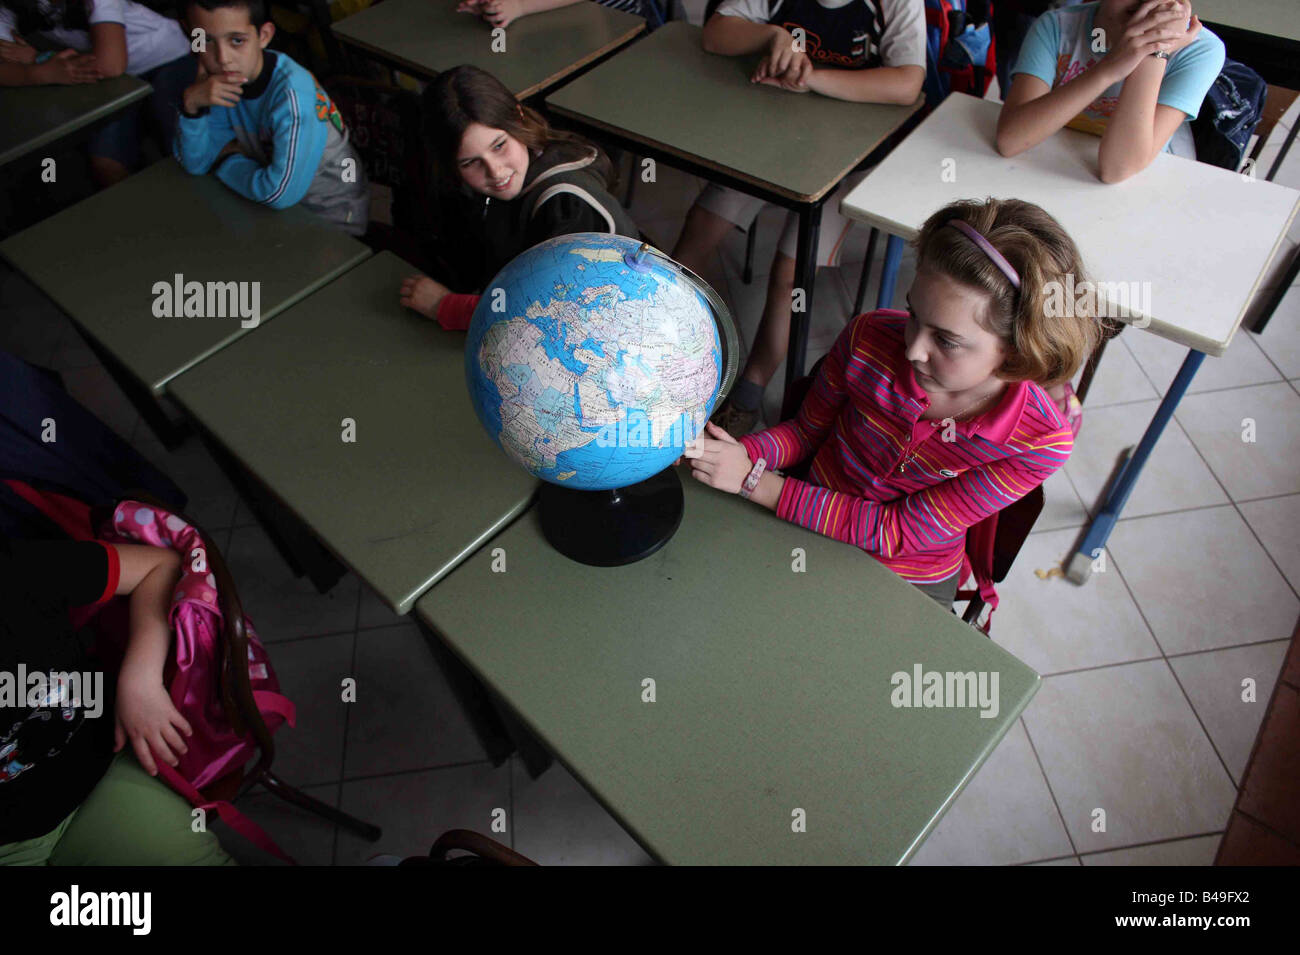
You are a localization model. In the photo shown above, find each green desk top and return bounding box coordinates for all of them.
[415,476,1040,865]
[169,252,538,614]
[546,21,922,203]
[331,0,645,98]
[0,74,150,168]
[1197,0,1300,45]
[0,159,371,394]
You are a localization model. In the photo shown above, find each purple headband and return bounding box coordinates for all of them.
[946,220,1021,291]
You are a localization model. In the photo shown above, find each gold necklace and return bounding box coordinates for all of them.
[897,388,999,475]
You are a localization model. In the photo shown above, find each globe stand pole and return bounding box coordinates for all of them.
[538,468,684,567]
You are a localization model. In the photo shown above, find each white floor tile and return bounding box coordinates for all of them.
[988,529,1159,675]
[224,525,361,642]
[1175,383,1300,501]
[264,631,354,788]
[1108,507,1299,654]
[344,622,496,777]
[131,430,241,531]
[335,762,511,866]
[1080,834,1221,866]
[1248,282,1300,378]
[1074,336,1158,407]
[1239,494,1300,590]
[1065,401,1228,518]
[1169,640,1290,783]
[1123,325,1281,396]
[908,721,1073,866]
[1036,467,1089,532]
[1026,855,1081,866]
[512,757,656,866]
[1022,661,1238,853]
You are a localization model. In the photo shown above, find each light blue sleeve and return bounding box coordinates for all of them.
[173,104,235,174]
[1010,9,1061,87]
[216,69,326,210]
[1158,27,1226,119]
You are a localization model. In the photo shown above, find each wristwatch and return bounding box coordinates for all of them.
[1152,50,1171,60]
[739,458,767,500]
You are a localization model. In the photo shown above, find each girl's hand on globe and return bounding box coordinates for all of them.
[399,275,450,320]
[682,421,752,494]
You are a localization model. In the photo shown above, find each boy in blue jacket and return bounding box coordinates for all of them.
[174,0,368,235]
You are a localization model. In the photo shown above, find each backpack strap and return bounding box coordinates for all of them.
[527,181,617,233]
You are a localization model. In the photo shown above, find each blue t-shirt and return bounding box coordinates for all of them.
[1012,1,1223,144]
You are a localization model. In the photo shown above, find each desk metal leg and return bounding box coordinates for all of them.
[876,234,904,310]
[1066,348,1206,584]
[783,203,822,398]
[1247,243,1299,335]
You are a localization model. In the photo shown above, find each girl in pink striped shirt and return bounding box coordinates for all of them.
[683,197,1103,608]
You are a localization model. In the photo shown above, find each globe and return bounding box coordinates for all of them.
[465,232,735,492]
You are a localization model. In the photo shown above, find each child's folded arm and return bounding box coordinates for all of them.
[806,65,924,105]
[776,443,1067,558]
[216,79,327,209]
[996,66,1120,157]
[174,107,234,174]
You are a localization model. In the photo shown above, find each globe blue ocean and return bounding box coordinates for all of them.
[465,233,723,491]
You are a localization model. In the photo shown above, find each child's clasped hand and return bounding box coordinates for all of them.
[114,663,193,777]
[680,420,753,494]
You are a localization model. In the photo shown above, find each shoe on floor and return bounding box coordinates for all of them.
[711,398,760,438]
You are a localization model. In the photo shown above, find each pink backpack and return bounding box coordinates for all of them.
[98,500,298,863]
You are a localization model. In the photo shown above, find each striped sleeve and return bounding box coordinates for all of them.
[738,316,856,470]
[216,71,326,210]
[773,403,1073,559]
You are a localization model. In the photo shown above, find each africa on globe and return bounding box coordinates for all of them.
[465,233,728,492]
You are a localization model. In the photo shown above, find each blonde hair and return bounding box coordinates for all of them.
[913,198,1103,388]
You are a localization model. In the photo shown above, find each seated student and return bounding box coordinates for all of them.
[0,537,235,865]
[456,0,662,28]
[399,64,641,329]
[0,0,193,187]
[682,198,1100,609]
[173,0,369,235]
[676,0,927,438]
[995,0,1225,178]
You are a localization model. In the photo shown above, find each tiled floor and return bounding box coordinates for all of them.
[3,6,1299,865]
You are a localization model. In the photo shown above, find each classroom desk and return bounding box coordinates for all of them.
[1197,0,1300,335]
[1198,0,1300,88]
[839,93,1300,583]
[0,75,150,168]
[168,251,538,614]
[546,20,922,398]
[415,475,1040,865]
[0,158,371,447]
[331,0,646,99]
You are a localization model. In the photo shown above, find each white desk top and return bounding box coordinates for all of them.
[840,94,1300,356]
[1198,0,1300,45]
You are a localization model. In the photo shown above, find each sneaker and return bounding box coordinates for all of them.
[711,398,760,438]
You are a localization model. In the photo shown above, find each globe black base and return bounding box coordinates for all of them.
[538,469,685,567]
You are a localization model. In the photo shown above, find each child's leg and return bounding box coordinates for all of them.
[740,250,799,390]
[0,812,77,866]
[671,184,764,277]
[912,573,959,611]
[87,107,143,189]
[47,752,238,866]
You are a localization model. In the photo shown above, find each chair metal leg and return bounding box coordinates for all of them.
[743,221,757,284]
[257,771,382,841]
[1073,334,1111,405]
[853,227,880,316]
